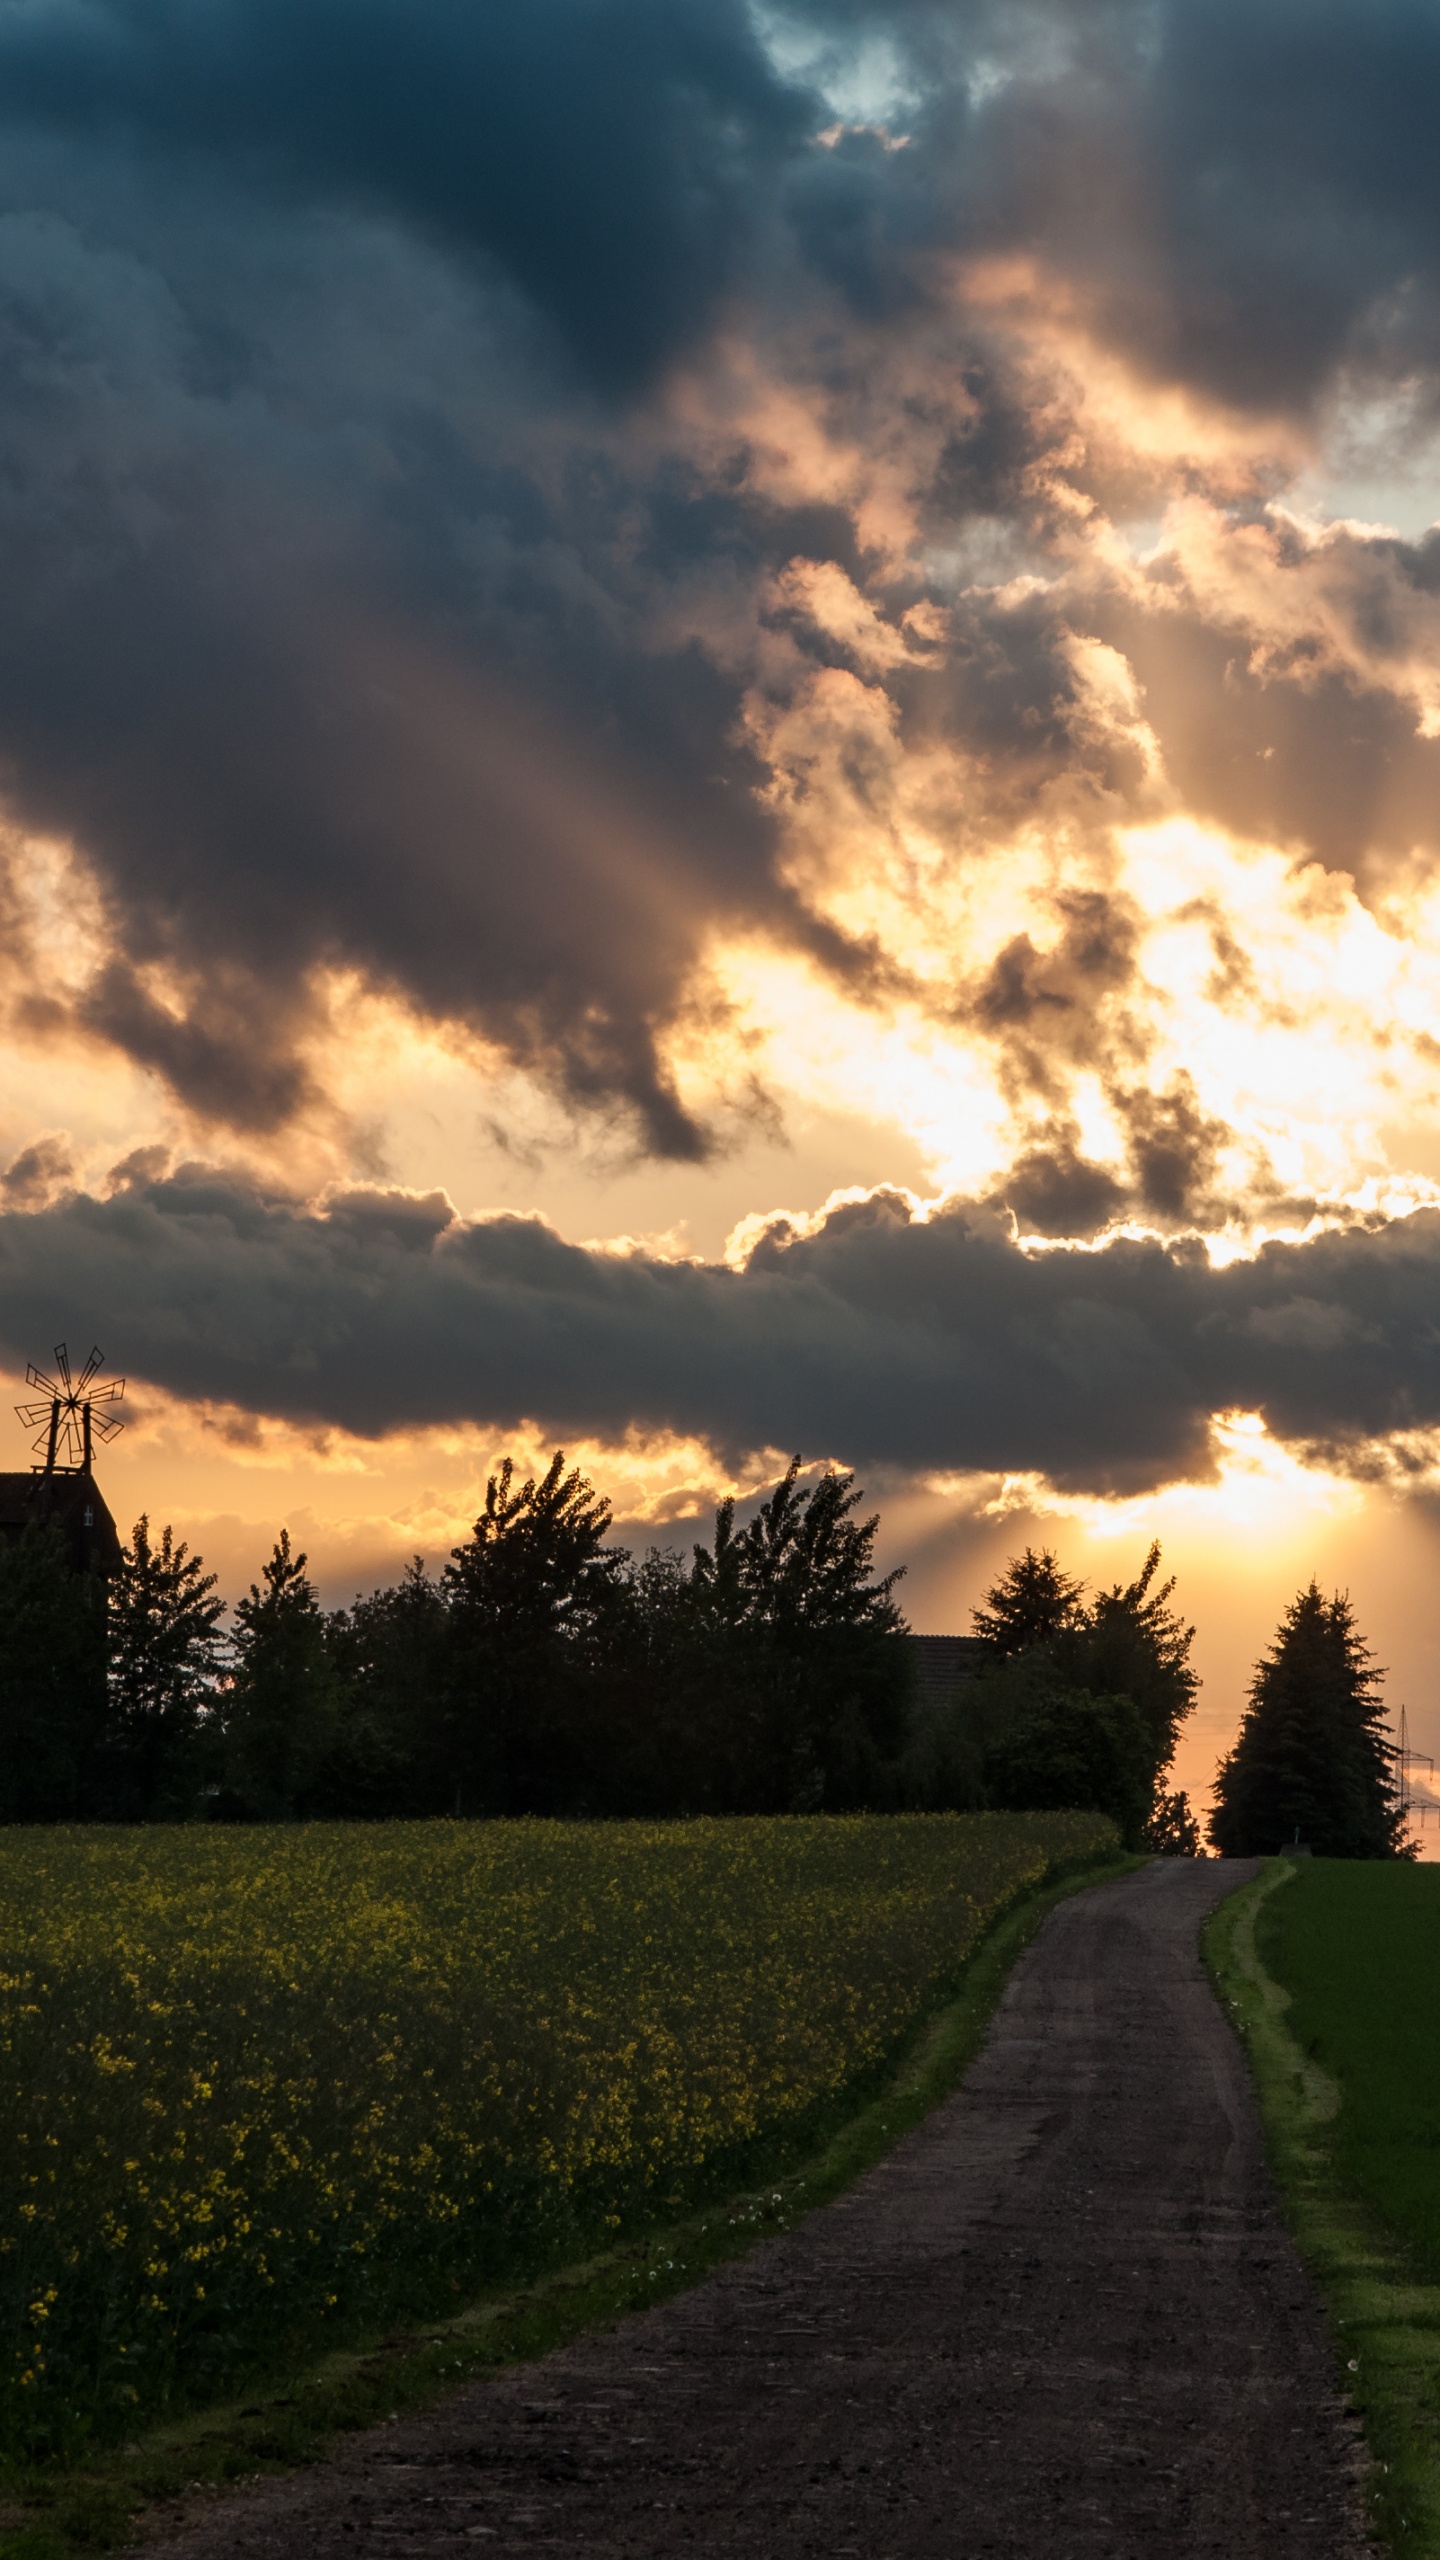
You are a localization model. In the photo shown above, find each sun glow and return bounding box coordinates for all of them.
[679,799,1440,1238]
[971,1411,1367,1549]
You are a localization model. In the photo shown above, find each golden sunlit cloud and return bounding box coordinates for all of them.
[977,1410,1368,1545]
[30,1360,795,1606]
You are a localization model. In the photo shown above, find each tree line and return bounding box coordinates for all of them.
[0,1448,1408,1854]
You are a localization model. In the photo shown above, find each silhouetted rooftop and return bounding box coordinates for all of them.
[908,1632,989,1710]
[0,1470,122,1574]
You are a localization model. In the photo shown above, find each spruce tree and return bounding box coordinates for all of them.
[1209,1583,1407,1858]
[971,1548,1087,1657]
[222,1531,341,1818]
[106,1516,224,1817]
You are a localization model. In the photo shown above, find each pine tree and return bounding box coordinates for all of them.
[222,1531,341,1818]
[971,1549,1087,1656]
[1146,1789,1202,1855]
[1209,1582,1407,1858]
[107,1516,224,1817]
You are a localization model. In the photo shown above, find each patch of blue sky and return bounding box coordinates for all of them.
[747,4,922,130]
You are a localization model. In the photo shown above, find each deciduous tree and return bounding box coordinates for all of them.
[682,1458,912,1812]
[322,1559,451,1814]
[442,1453,628,1813]
[967,1540,1198,1845]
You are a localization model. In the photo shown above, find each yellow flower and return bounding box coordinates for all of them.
[0,1809,1108,2447]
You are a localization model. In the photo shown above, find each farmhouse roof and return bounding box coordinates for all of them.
[908,1632,989,1710]
[0,1469,123,1575]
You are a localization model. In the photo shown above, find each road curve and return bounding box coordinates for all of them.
[157,1859,1368,2558]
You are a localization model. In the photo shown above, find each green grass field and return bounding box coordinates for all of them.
[0,1810,1110,2471]
[1210,1857,1440,2553]
[1258,1860,1440,2268]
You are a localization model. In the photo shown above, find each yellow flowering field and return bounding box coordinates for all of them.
[0,1810,1110,2458]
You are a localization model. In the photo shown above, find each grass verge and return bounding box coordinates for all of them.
[1206,1859,1440,2555]
[0,1847,1137,2560]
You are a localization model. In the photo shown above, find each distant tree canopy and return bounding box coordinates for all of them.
[0,1467,1217,1838]
[959,1542,1200,1850]
[1209,1583,1407,1859]
[201,1453,916,1823]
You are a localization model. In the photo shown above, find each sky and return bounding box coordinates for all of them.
[3,0,1440,1833]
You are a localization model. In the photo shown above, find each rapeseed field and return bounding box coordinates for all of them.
[0,1810,1108,2456]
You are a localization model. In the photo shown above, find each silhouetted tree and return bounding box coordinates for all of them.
[0,1523,108,1821]
[322,1560,451,1814]
[221,1531,341,1818]
[679,1459,912,1812]
[972,1549,1087,1657]
[442,1454,629,1813]
[1209,1583,1407,1858]
[983,1670,1153,1845]
[105,1516,224,1818]
[1145,1789,1202,1855]
[1061,1543,1198,1782]
[964,1540,1198,1845]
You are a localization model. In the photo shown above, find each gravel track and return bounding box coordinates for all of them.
[157,1858,1369,2557]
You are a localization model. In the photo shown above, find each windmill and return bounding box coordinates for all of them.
[15,1344,126,1476]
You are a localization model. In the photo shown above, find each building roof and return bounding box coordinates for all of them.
[908,1632,990,1711]
[0,1470,123,1574]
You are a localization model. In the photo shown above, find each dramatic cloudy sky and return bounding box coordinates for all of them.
[5,0,1440,1821]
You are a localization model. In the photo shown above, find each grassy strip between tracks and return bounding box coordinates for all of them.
[0,1846,1138,2560]
[1206,1859,1440,2555]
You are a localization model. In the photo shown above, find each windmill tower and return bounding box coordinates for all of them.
[0,1343,125,1573]
[17,1344,126,1475]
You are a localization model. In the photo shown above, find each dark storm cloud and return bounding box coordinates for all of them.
[4,0,1440,1144]
[2,1171,1438,1494]
[0,0,811,389]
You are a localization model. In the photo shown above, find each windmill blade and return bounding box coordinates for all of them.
[90,1410,124,1442]
[88,1378,126,1404]
[15,1400,53,1427]
[53,1345,72,1391]
[75,1347,104,1393]
[24,1363,58,1395]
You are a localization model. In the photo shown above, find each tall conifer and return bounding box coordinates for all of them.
[1209,1583,1406,1858]
[107,1516,224,1817]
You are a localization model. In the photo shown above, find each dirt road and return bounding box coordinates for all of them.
[160,1859,1368,2557]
